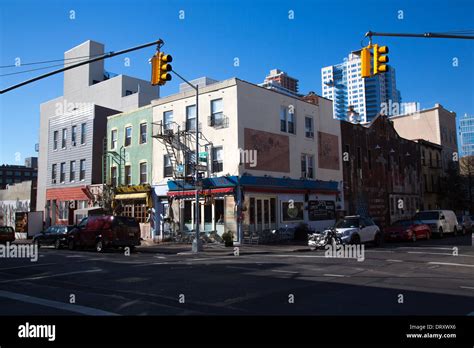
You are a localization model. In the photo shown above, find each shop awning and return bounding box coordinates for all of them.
[168,187,234,197]
[115,193,148,200]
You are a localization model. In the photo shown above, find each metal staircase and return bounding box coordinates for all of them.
[152,121,212,180]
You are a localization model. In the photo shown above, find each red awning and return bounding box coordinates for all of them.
[167,187,234,197]
[46,186,91,201]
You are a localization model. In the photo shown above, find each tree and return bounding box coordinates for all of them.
[459,156,474,213]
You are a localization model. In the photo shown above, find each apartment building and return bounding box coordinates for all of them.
[105,105,154,238]
[0,158,37,189]
[391,103,458,172]
[151,77,343,242]
[38,40,158,225]
[341,115,422,227]
[322,53,401,123]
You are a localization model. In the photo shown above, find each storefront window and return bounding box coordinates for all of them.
[270,198,276,223]
[184,201,192,224]
[249,198,255,224]
[215,199,224,224]
[281,201,304,221]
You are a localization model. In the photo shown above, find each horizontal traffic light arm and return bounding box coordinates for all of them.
[366,31,474,40]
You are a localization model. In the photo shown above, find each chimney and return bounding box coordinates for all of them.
[302,91,319,106]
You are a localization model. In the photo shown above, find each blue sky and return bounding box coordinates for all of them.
[1,0,473,164]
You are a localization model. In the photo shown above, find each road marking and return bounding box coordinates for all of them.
[386,259,403,262]
[365,250,394,253]
[0,263,57,271]
[397,247,455,251]
[272,254,327,258]
[0,269,102,284]
[323,274,346,277]
[460,286,474,290]
[427,262,474,268]
[0,290,118,316]
[226,266,259,271]
[271,269,298,274]
[409,251,474,257]
[468,311,474,316]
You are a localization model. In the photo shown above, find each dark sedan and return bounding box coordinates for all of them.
[33,225,74,249]
[384,219,431,242]
[0,226,15,244]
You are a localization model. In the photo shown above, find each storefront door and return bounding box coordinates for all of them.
[251,197,276,233]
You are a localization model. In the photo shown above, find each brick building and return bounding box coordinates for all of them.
[341,115,422,227]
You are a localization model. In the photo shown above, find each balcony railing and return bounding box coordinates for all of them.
[208,113,229,129]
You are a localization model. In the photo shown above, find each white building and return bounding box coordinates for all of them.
[37,40,158,224]
[321,53,401,123]
[151,78,344,241]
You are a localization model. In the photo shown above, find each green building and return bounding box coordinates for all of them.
[105,105,153,231]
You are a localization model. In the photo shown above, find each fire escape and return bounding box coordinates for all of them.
[152,121,213,182]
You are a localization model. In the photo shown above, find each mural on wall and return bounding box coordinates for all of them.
[244,128,290,172]
[0,199,30,229]
[318,131,340,170]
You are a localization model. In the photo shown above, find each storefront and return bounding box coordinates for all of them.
[166,175,342,242]
[45,186,91,225]
[113,184,152,239]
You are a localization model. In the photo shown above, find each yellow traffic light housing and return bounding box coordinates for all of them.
[151,52,173,86]
[360,46,372,78]
[373,44,389,75]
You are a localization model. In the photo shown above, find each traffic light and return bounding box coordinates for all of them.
[360,46,372,78]
[151,52,173,86]
[373,44,389,75]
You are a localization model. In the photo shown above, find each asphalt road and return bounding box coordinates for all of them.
[0,234,473,316]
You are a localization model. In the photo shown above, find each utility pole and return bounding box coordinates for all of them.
[1,39,164,94]
[171,70,203,252]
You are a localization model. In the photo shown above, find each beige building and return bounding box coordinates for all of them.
[417,140,444,210]
[151,78,343,241]
[391,103,458,171]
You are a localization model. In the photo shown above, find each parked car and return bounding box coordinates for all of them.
[33,225,74,249]
[67,215,141,252]
[331,215,382,246]
[384,219,431,242]
[414,210,460,238]
[457,215,473,235]
[0,226,15,244]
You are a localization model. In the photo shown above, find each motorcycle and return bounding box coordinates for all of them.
[308,226,342,250]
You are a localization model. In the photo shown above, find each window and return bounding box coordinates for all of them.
[14,171,21,176]
[25,172,31,177]
[125,165,131,185]
[280,106,287,132]
[140,162,147,184]
[186,105,196,131]
[124,126,132,146]
[163,110,173,130]
[368,150,372,169]
[139,123,147,144]
[212,146,223,173]
[60,162,66,183]
[164,156,173,177]
[282,201,304,221]
[110,129,117,150]
[301,154,314,178]
[344,144,350,167]
[357,147,362,169]
[424,174,428,192]
[70,160,76,182]
[80,159,86,181]
[81,123,86,144]
[305,116,314,138]
[111,166,117,187]
[210,99,224,127]
[71,125,77,146]
[53,131,58,150]
[58,201,68,220]
[52,164,57,184]
[61,128,67,149]
[288,107,295,134]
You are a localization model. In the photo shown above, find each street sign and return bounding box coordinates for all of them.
[199,152,208,162]
[194,164,207,171]
[176,164,184,174]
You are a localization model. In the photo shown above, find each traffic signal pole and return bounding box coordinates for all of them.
[1,39,164,94]
[366,31,474,41]
[171,69,203,253]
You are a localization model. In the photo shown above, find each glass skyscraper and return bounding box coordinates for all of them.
[321,53,401,123]
[460,113,474,157]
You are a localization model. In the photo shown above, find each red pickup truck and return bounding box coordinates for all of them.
[67,215,141,252]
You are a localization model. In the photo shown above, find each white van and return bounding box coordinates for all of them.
[414,210,460,237]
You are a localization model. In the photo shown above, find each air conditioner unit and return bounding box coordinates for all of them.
[52,179,57,184]
[72,141,76,146]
